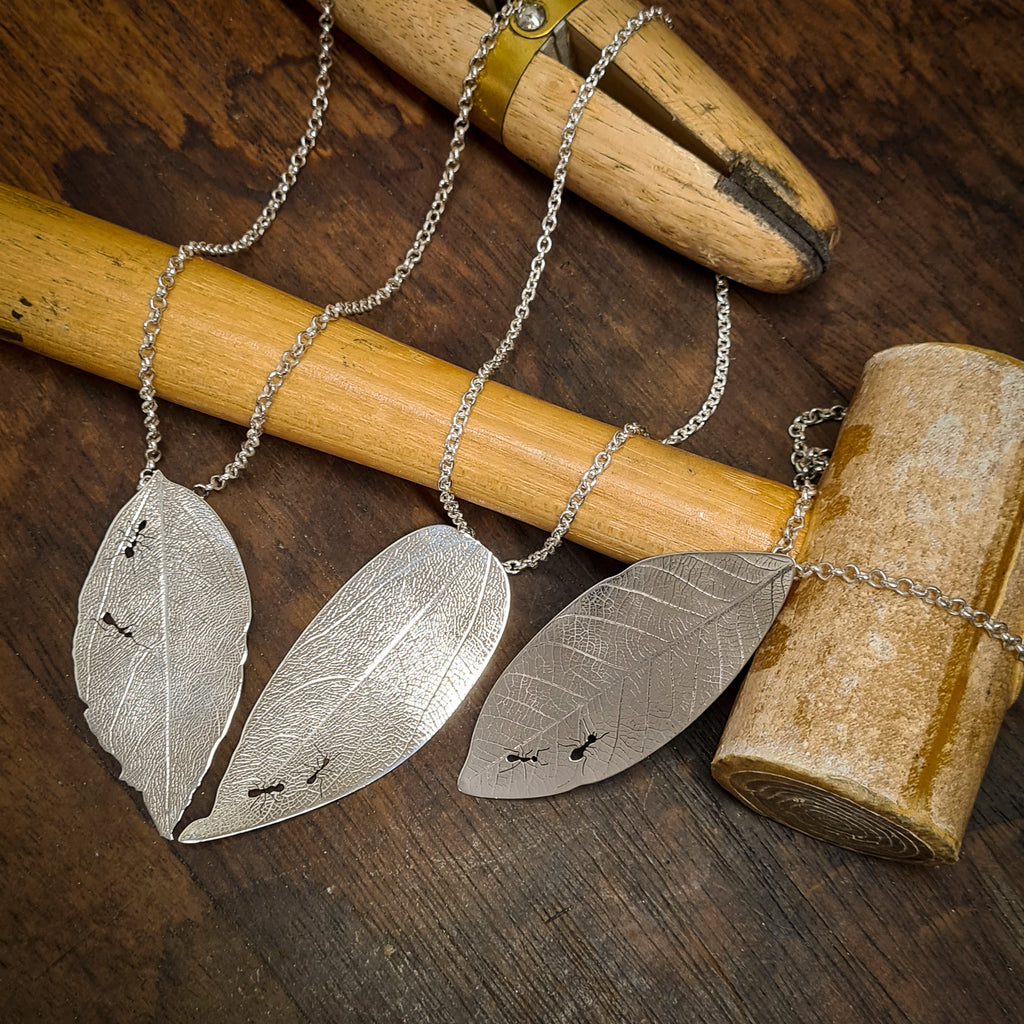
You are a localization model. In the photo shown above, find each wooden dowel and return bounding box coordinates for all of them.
[0,185,794,563]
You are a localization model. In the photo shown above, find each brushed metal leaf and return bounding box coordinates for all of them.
[179,524,510,842]
[458,551,795,799]
[72,470,250,837]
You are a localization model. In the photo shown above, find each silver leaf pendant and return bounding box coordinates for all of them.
[458,551,795,799]
[73,470,250,837]
[180,525,510,842]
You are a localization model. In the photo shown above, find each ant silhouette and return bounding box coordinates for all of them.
[304,752,331,795]
[499,746,548,774]
[247,781,285,798]
[99,611,144,646]
[564,721,608,770]
[246,780,286,815]
[116,519,150,562]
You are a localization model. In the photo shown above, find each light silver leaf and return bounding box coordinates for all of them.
[458,551,795,799]
[179,525,509,842]
[72,470,250,837]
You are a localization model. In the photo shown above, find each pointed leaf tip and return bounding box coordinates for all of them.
[73,471,250,836]
[460,551,795,800]
[184,525,510,840]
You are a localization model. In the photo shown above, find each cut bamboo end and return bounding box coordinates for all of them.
[718,765,961,862]
[713,343,1024,862]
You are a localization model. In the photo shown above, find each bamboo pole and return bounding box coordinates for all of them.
[713,344,1024,862]
[0,185,795,564]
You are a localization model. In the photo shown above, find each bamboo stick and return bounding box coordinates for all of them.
[0,186,796,563]
[713,344,1024,862]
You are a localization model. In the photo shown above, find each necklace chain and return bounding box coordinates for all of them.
[136,1,519,492]
[134,3,731,578]
[501,422,650,574]
[192,3,519,495]
[661,273,732,448]
[771,404,846,557]
[437,7,735,574]
[139,2,336,479]
[773,406,1024,664]
[795,561,1024,661]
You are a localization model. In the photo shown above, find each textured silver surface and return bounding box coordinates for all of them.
[458,551,795,799]
[180,525,510,842]
[72,471,250,837]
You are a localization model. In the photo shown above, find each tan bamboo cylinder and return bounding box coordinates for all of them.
[327,0,838,292]
[0,185,794,563]
[713,344,1024,863]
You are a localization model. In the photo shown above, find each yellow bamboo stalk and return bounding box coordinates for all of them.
[0,185,795,563]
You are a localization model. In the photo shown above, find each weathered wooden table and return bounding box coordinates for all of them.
[2,2,1021,1021]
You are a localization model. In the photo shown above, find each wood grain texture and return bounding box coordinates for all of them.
[714,344,1024,863]
[330,0,839,290]
[0,184,796,564]
[1,1,1022,1022]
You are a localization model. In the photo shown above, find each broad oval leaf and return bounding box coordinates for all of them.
[180,525,510,842]
[458,551,795,799]
[72,470,250,837]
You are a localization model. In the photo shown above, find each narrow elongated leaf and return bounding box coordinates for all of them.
[458,551,795,799]
[180,525,510,842]
[72,470,250,837]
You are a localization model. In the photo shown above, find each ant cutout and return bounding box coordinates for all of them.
[100,611,145,647]
[115,519,150,563]
[247,781,285,798]
[246,780,287,815]
[566,722,609,770]
[499,746,548,774]
[304,752,331,796]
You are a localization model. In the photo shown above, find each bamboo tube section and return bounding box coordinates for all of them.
[713,344,1024,863]
[326,0,838,292]
[0,185,795,563]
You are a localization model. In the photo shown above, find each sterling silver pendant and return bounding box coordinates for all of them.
[73,470,250,837]
[459,551,795,799]
[180,524,510,842]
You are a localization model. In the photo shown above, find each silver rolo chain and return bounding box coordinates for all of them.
[139,2,335,480]
[661,273,732,447]
[137,1,520,492]
[437,6,734,574]
[773,406,1024,664]
[135,2,734,578]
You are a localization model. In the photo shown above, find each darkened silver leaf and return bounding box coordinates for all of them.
[458,551,795,799]
[72,470,250,837]
[180,525,510,842]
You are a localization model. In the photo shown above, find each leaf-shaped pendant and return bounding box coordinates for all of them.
[179,525,510,842]
[72,470,250,837]
[458,551,795,800]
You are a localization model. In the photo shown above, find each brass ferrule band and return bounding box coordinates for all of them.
[473,0,588,141]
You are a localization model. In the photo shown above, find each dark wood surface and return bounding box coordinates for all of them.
[2,1,1022,1021]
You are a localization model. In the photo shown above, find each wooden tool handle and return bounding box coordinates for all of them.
[328,0,837,292]
[713,343,1024,863]
[0,185,795,564]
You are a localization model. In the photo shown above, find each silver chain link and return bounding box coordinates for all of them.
[661,273,732,447]
[134,1,732,577]
[773,406,1024,664]
[771,404,846,557]
[436,7,734,574]
[501,423,649,574]
[137,1,522,492]
[139,2,336,481]
[794,561,1024,662]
